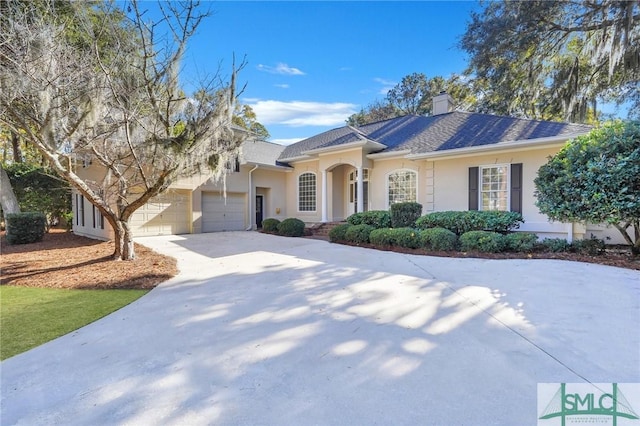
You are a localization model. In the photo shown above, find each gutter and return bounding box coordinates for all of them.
[246,164,259,231]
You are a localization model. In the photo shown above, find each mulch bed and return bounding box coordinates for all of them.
[1,229,177,290]
[322,239,640,271]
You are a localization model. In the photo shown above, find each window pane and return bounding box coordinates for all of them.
[388,170,416,205]
[298,173,316,211]
[480,166,508,211]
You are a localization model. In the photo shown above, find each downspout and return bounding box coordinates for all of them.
[246,164,259,231]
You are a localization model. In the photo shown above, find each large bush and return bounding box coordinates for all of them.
[535,120,640,255]
[389,227,421,249]
[277,218,305,237]
[345,224,374,244]
[416,210,523,235]
[390,202,422,228]
[262,218,280,234]
[460,230,506,253]
[504,232,538,252]
[347,210,392,229]
[420,227,458,251]
[5,212,47,245]
[328,223,351,243]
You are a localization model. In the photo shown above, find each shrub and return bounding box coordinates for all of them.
[420,227,458,251]
[390,202,423,228]
[5,212,47,245]
[573,236,606,256]
[276,218,305,237]
[262,218,280,234]
[328,224,351,243]
[541,238,572,253]
[345,224,374,244]
[347,210,392,229]
[369,228,394,246]
[390,227,422,249]
[504,232,538,252]
[416,210,524,235]
[460,230,506,253]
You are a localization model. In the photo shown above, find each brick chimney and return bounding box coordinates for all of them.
[432,92,454,115]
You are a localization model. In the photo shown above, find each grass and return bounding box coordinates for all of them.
[0,286,148,360]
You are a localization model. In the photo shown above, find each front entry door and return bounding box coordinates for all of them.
[256,195,264,228]
[349,181,369,214]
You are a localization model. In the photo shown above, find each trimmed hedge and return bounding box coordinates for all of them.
[262,218,280,234]
[369,228,394,246]
[419,227,458,251]
[541,238,572,252]
[390,202,423,228]
[504,232,538,252]
[277,218,305,237]
[328,223,351,243]
[389,227,421,249]
[460,230,506,253]
[5,212,47,245]
[346,210,392,229]
[416,210,524,235]
[345,224,374,244]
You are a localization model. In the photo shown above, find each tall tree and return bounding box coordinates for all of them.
[233,104,270,139]
[0,0,243,260]
[347,73,475,126]
[460,1,639,123]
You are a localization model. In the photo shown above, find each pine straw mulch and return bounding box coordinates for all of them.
[0,229,177,290]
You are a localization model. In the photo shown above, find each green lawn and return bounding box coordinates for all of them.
[0,286,148,360]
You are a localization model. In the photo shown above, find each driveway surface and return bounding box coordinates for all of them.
[2,232,639,425]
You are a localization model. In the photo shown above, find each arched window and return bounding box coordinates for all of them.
[298,172,316,212]
[387,170,417,206]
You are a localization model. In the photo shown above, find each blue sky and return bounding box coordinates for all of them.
[174,1,482,144]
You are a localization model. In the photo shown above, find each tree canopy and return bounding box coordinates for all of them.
[0,0,243,260]
[534,121,640,254]
[460,0,639,123]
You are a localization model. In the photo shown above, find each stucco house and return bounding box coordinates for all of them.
[72,93,626,244]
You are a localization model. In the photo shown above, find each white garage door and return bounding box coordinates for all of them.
[202,192,246,232]
[131,190,190,237]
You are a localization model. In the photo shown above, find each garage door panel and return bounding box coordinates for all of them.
[202,192,246,232]
[131,191,190,237]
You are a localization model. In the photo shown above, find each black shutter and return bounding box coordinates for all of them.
[510,163,523,213]
[468,167,479,210]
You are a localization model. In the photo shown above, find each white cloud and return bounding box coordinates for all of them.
[247,100,358,127]
[374,77,396,95]
[256,63,305,76]
[274,83,290,89]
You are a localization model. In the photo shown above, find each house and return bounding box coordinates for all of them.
[72,94,628,244]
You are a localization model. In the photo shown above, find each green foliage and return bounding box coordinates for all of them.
[541,238,572,253]
[347,210,392,229]
[389,227,421,249]
[535,121,640,254]
[4,163,71,223]
[232,104,270,139]
[276,218,305,237]
[5,212,46,245]
[344,224,374,245]
[419,227,458,251]
[262,218,280,234]
[572,236,606,256]
[390,202,422,228]
[416,210,523,235]
[504,232,538,253]
[328,223,351,243]
[460,230,507,253]
[369,228,394,246]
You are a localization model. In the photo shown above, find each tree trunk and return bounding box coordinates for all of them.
[11,131,22,163]
[112,218,136,260]
[0,164,20,216]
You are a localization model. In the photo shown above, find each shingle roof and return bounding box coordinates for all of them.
[278,112,592,161]
[241,139,288,167]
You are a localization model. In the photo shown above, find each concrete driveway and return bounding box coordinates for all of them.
[2,232,639,425]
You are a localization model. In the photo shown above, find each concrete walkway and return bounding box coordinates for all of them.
[2,232,639,425]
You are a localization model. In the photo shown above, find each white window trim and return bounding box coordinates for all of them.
[297,171,317,213]
[479,164,511,212]
[385,168,418,209]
